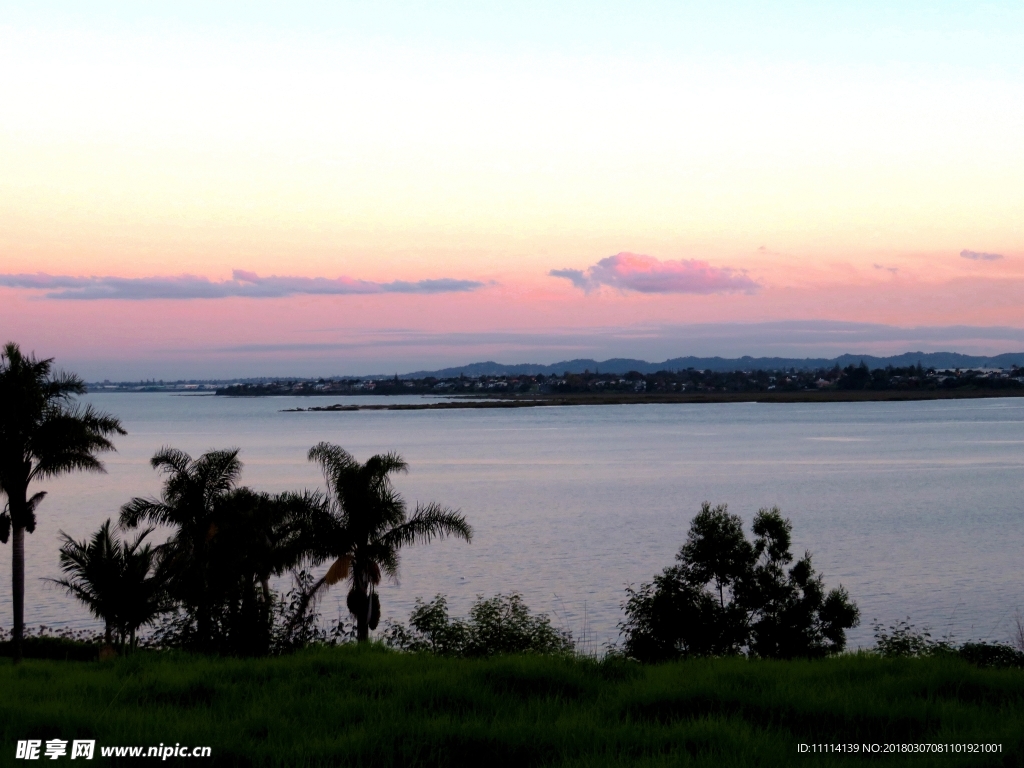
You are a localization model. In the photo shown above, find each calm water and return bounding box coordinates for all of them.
[2,393,1023,650]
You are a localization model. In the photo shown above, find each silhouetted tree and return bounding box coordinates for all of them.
[298,443,473,642]
[120,448,243,651]
[621,503,858,662]
[742,507,860,658]
[837,361,871,390]
[208,487,318,655]
[0,342,125,662]
[621,503,750,661]
[50,519,169,651]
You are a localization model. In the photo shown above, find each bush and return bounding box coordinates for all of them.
[957,641,1024,668]
[0,625,103,661]
[384,593,575,657]
[872,619,1024,668]
[871,619,952,658]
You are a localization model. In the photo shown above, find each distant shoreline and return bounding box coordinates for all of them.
[280,388,1024,412]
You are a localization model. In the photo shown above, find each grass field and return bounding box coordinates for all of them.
[2,647,1022,767]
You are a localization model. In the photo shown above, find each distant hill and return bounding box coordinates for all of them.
[401,352,1024,378]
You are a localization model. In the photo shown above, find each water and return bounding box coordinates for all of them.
[2,393,1023,650]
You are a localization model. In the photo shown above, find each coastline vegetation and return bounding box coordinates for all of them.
[217,361,1024,400]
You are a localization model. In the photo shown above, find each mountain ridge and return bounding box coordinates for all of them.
[400,351,1024,378]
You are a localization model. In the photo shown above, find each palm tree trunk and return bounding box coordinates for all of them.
[355,581,370,642]
[196,550,211,652]
[11,524,25,663]
[197,599,211,653]
[258,577,273,655]
[352,570,370,642]
[356,606,369,642]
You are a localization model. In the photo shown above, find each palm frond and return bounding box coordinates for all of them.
[308,442,358,499]
[365,452,409,479]
[28,404,124,481]
[378,502,474,550]
[150,447,194,476]
[44,370,86,400]
[120,497,176,528]
[195,449,243,501]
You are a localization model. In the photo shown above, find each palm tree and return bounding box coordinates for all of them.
[300,442,473,642]
[0,342,125,662]
[120,447,243,651]
[50,519,169,651]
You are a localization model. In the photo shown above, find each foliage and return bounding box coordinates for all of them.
[872,619,953,658]
[120,447,245,652]
[743,508,860,659]
[110,443,471,655]
[2,649,1022,766]
[621,568,743,662]
[49,519,170,651]
[621,503,859,662]
[269,570,356,653]
[872,619,1024,668]
[0,625,104,660]
[956,642,1024,669]
[120,449,320,655]
[297,442,473,642]
[145,570,356,654]
[384,593,575,657]
[0,342,125,661]
[205,488,320,655]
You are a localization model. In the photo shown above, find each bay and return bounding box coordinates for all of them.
[2,393,1023,651]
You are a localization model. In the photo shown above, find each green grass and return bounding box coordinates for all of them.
[2,647,1022,767]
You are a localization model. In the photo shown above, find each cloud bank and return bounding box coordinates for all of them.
[0,270,485,300]
[960,249,1003,261]
[550,253,758,294]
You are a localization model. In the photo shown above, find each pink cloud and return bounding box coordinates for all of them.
[550,252,759,295]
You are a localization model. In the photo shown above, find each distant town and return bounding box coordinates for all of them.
[87,362,1024,398]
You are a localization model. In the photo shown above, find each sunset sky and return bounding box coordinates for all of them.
[2,1,1023,378]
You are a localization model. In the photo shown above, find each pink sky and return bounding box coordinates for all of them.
[2,11,1022,377]
[4,252,1024,378]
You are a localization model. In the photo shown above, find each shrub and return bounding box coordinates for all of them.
[0,625,103,661]
[384,593,575,657]
[871,619,951,658]
[872,619,1024,668]
[957,642,1024,669]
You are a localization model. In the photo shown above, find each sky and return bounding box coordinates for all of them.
[1,1,1023,379]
